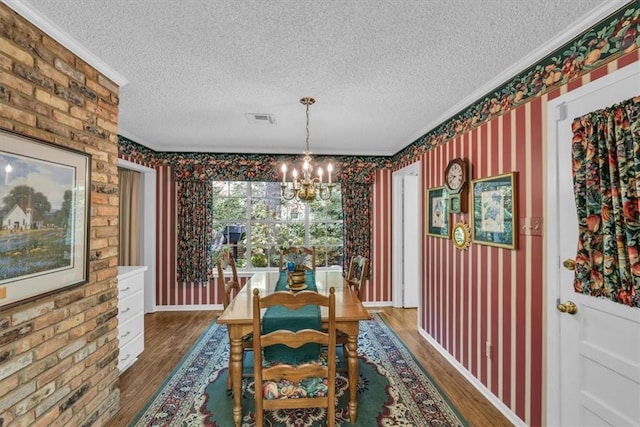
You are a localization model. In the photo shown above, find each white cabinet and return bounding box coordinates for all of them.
[117,266,148,373]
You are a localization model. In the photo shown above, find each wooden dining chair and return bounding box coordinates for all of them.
[252,287,337,427]
[279,246,316,272]
[329,256,370,373]
[346,256,370,301]
[217,258,240,309]
[216,258,253,389]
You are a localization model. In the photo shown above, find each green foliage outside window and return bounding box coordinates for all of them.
[211,181,343,269]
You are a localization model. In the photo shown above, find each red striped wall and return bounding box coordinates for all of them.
[371,168,393,303]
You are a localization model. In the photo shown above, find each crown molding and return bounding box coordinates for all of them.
[2,0,129,88]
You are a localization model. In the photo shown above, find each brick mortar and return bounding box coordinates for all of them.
[0,4,121,426]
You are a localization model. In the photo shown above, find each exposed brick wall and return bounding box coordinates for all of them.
[0,4,121,426]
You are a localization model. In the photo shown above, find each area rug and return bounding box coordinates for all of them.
[131,313,467,426]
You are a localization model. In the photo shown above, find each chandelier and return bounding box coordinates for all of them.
[280,97,334,202]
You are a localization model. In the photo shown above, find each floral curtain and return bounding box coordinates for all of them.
[342,182,372,276]
[176,179,213,282]
[570,96,640,308]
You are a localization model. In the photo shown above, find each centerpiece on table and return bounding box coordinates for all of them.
[283,246,309,290]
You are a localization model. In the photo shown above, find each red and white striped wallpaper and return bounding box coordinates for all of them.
[370,168,394,303]
[419,99,545,424]
[136,51,638,425]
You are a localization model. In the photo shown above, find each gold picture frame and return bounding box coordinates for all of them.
[452,221,471,250]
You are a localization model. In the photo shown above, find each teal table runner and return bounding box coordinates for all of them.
[262,271,321,363]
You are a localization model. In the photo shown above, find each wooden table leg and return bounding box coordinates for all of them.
[228,327,244,427]
[346,332,359,424]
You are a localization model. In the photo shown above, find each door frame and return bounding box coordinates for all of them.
[545,62,639,425]
[392,161,421,310]
[118,158,157,313]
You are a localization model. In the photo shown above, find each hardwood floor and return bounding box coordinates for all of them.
[106,311,218,427]
[106,308,513,426]
[376,308,513,426]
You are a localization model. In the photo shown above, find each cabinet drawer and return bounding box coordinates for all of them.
[118,332,144,372]
[118,290,144,324]
[118,274,143,297]
[118,311,144,346]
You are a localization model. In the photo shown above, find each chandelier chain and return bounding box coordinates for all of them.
[305,101,310,154]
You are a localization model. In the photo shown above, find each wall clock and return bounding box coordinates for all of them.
[444,158,470,213]
[452,221,472,250]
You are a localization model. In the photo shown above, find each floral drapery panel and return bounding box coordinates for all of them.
[342,182,372,275]
[176,179,213,282]
[571,96,640,308]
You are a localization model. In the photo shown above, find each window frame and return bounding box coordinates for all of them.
[211,181,343,270]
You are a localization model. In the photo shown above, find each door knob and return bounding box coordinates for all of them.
[557,300,578,315]
[562,258,576,271]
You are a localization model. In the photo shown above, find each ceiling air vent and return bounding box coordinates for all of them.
[245,113,276,125]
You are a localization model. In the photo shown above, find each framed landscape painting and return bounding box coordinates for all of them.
[0,130,91,308]
[471,171,518,249]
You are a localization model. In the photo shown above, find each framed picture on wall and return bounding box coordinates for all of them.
[426,186,450,238]
[0,130,91,309]
[471,171,518,249]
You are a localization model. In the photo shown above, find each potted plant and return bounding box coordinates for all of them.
[251,248,268,267]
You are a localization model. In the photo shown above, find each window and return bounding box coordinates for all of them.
[211,181,343,269]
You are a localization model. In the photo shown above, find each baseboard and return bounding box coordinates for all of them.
[417,327,526,427]
[153,304,221,311]
[152,301,393,311]
[362,301,393,308]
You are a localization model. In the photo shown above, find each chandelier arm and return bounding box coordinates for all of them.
[317,185,333,201]
[280,183,298,201]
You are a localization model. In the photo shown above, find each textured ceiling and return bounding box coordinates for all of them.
[6,0,622,156]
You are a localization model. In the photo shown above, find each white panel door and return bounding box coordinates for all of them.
[547,63,640,426]
[403,175,420,307]
[392,163,421,309]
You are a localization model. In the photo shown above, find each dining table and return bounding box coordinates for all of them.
[217,270,370,427]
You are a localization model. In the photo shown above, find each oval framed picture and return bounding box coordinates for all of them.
[452,221,472,250]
